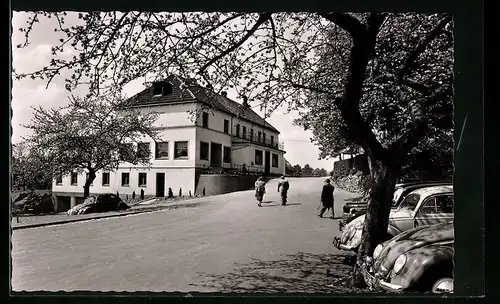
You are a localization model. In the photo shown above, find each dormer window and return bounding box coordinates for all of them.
[153,82,173,96]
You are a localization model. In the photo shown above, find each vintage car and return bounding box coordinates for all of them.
[341,181,452,223]
[361,222,454,293]
[333,185,453,252]
[67,193,130,215]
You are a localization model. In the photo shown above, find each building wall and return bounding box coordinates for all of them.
[132,102,198,128]
[53,167,196,198]
[195,126,232,168]
[231,144,285,175]
[195,174,258,196]
[231,116,280,143]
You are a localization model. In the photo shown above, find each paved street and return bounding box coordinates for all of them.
[11,177,361,293]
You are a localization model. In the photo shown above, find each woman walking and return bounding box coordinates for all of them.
[255,176,266,207]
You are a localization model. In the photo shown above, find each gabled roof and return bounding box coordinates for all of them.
[124,75,280,134]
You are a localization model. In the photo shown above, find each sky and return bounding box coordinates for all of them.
[10,12,337,170]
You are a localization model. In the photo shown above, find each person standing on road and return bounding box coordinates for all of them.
[277,175,290,206]
[255,176,267,207]
[319,178,335,218]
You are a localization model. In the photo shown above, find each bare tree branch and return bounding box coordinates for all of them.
[198,13,273,75]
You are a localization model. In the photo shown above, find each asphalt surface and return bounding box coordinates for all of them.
[11,177,361,293]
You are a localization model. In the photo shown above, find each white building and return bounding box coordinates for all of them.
[52,75,286,209]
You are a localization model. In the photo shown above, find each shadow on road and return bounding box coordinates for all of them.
[191,252,366,293]
[261,203,302,207]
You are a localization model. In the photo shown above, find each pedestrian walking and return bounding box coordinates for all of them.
[319,178,335,218]
[277,175,290,205]
[255,176,267,207]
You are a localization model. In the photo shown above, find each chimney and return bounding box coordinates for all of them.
[221,91,227,97]
[242,96,249,107]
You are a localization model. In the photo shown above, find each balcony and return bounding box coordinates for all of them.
[232,133,284,150]
[199,164,281,177]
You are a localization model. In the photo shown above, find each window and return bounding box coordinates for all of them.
[102,172,110,186]
[121,172,130,187]
[242,126,247,138]
[236,124,240,137]
[137,142,150,158]
[250,129,254,141]
[200,141,209,160]
[255,149,263,165]
[263,133,266,143]
[202,112,209,128]
[436,195,454,214]
[163,82,173,95]
[153,83,163,95]
[138,173,147,187]
[174,141,189,159]
[272,153,279,168]
[258,131,262,142]
[224,119,229,134]
[420,197,438,214]
[399,193,421,211]
[71,172,78,185]
[223,146,231,163]
[271,135,274,146]
[153,82,173,96]
[85,173,94,186]
[155,142,169,159]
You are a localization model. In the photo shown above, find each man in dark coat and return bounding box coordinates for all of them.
[319,178,335,218]
[277,175,290,205]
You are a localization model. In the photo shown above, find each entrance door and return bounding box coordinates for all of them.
[264,150,271,175]
[156,173,165,197]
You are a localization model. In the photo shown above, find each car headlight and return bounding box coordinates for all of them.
[373,244,384,260]
[393,254,407,275]
[433,278,454,293]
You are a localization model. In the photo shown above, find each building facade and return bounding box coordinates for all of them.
[52,75,286,210]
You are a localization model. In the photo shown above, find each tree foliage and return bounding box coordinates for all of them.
[22,95,160,197]
[12,142,53,191]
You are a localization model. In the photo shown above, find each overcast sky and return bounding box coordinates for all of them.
[11,12,337,170]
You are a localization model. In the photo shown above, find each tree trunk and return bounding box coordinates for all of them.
[83,169,96,199]
[352,153,400,287]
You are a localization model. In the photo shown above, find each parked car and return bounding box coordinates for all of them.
[361,222,454,293]
[67,193,130,215]
[333,185,453,252]
[339,181,452,231]
[11,190,54,215]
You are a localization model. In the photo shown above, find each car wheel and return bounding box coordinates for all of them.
[431,278,454,294]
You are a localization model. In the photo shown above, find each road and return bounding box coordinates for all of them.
[11,177,361,293]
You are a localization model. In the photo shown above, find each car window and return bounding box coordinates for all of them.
[392,188,404,205]
[399,193,421,210]
[420,197,438,214]
[435,194,454,214]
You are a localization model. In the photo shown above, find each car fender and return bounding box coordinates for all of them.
[389,244,454,289]
[387,225,402,238]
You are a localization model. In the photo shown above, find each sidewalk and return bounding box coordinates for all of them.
[11,195,221,230]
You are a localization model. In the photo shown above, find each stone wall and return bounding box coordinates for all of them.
[333,153,369,177]
[195,174,258,196]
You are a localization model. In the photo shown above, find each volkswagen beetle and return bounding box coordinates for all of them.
[361,222,454,293]
[333,185,453,252]
[339,181,452,231]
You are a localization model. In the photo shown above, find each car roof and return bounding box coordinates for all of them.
[409,185,453,197]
